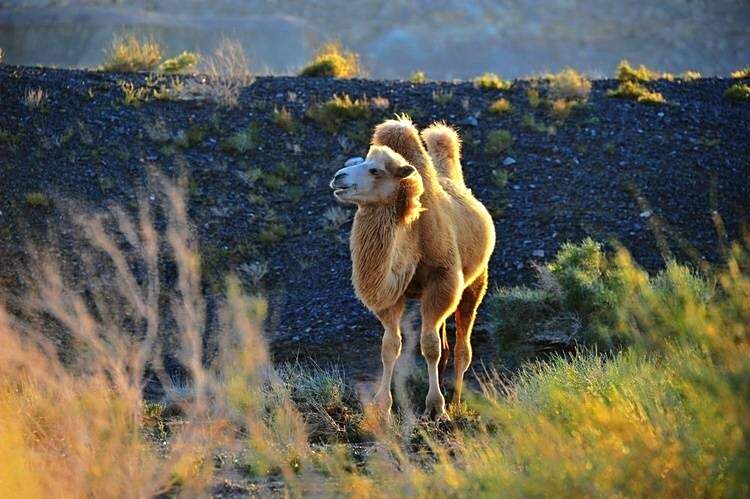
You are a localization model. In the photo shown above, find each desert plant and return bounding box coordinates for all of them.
[24,191,49,207]
[409,70,426,84]
[474,72,511,90]
[679,70,701,80]
[179,39,252,107]
[370,96,390,110]
[306,94,371,133]
[526,87,541,107]
[158,51,199,74]
[547,67,591,102]
[322,206,351,230]
[724,83,750,102]
[23,87,46,109]
[730,67,750,79]
[615,59,658,82]
[485,129,514,155]
[258,223,287,245]
[432,89,453,104]
[299,42,360,78]
[607,80,666,104]
[488,98,512,114]
[549,98,580,120]
[272,106,297,133]
[119,80,150,106]
[221,123,260,154]
[102,35,162,72]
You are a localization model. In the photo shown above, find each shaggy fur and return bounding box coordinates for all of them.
[336,116,495,419]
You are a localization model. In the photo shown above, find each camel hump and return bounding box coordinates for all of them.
[421,122,464,186]
[372,115,425,164]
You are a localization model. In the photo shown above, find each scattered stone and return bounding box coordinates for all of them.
[639,210,652,218]
[460,116,479,127]
[502,156,516,166]
[532,249,545,258]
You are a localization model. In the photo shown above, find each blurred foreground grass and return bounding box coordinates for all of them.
[0,181,747,497]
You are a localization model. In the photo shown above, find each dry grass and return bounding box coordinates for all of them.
[118,80,150,106]
[102,35,162,73]
[485,129,514,154]
[473,72,511,90]
[724,83,750,102]
[299,42,360,78]
[488,98,512,114]
[24,87,47,109]
[547,67,591,102]
[526,86,541,107]
[607,80,666,105]
[730,67,750,79]
[158,51,199,74]
[272,106,297,133]
[432,89,453,104]
[306,94,371,133]
[409,70,426,84]
[179,39,252,107]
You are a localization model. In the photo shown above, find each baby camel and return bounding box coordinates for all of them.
[330,117,495,419]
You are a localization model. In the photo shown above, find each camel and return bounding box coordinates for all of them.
[330,117,495,419]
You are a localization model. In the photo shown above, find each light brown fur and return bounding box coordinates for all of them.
[336,117,495,419]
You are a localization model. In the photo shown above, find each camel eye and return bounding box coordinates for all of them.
[369,168,380,176]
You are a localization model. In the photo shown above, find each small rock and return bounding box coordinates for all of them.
[657,112,664,117]
[502,156,516,166]
[516,262,524,270]
[532,249,545,258]
[460,116,478,127]
[639,210,652,218]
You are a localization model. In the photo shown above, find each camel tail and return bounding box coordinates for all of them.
[421,122,464,185]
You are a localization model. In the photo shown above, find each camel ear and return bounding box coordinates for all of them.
[396,172,424,225]
[395,164,416,178]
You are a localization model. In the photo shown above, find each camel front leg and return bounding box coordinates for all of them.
[372,298,405,420]
[420,271,463,419]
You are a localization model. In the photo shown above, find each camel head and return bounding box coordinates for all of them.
[330,145,424,223]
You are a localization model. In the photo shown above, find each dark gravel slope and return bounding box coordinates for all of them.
[1,66,748,378]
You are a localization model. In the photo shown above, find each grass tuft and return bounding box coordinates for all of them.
[488,98,512,114]
[607,80,666,105]
[547,67,591,101]
[409,70,426,84]
[158,51,199,74]
[306,94,371,133]
[432,89,454,104]
[724,83,750,102]
[473,72,511,90]
[485,129,514,155]
[615,59,659,82]
[299,42,360,78]
[272,106,297,133]
[102,35,162,72]
[730,67,750,79]
[221,123,260,154]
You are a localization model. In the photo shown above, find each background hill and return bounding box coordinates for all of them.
[0,64,748,378]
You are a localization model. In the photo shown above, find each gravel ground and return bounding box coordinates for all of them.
[0,65,748,379]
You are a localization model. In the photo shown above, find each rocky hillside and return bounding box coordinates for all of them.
[0,65,748,378]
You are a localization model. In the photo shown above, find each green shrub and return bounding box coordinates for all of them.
[221,123,260,154]
[607,80,666,104]
[409,70,426,84]
[306,94,371,133]
[473,72,511,90]
[103,35,162,72]
[730,67,750,79]
[272,106,297,133]
[299,42,360,78]
[25,191,50,208]
[431,89,453,104]
[724,83,750,102]
[547,67,591,101]
[485,129,514,154]
[158,51,199,74]
[615,59,659,82]
[488,98,512,114]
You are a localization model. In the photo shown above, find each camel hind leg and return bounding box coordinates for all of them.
[452,267,489,406]
[437,321,450,391]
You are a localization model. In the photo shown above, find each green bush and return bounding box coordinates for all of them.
[724,83,750,102]
[485,129,514,154]
[299,42,360,78]
[306,94,371,133]
[158,51,199,74]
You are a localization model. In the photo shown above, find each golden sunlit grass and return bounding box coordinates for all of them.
[608,80,667,105]
[179,38,253,107]
[473,72,511,90]
[488,97,512,114]
[724,83,750,102]
[1,180,748,497]
[299,42,361,78]
[102,35,162,73]
[306,94,371,133]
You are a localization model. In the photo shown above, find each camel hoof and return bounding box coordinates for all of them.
[422,393,447,421]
